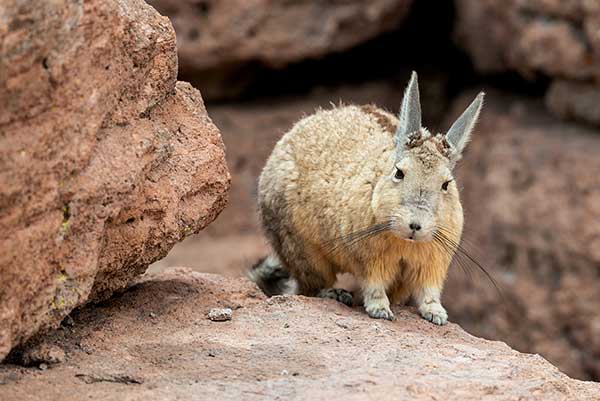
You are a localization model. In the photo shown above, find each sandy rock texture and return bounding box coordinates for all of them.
[146,0,413,98]
[1,269,598,401]
[447,91,600,380]
[454,0,600,125]
[0,0,229,360]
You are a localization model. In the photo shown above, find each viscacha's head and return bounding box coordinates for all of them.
[372,72,484,242]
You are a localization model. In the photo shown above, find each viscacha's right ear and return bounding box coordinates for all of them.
[395,71,422,157]
[446,92,484,162]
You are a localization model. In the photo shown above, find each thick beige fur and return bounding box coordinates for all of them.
[257,74,483,324]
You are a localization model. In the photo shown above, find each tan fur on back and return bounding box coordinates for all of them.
[258,105,463,302]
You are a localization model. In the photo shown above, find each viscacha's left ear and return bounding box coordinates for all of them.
[446,92,484,161]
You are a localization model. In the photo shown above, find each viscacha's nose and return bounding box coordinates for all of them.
[409,222,422,231]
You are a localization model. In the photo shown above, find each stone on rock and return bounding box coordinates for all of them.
[208,308,233,322]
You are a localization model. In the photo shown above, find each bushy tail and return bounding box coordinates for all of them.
[248,254,297,296]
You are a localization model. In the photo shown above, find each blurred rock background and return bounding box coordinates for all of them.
[146,0,600,381]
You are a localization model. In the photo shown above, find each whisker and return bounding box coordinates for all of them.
[437,226,488,263]
[322,221,393,256]
[322,221,504,302]
[432,232,475,284]
[435,232,478,285]
[434,227,505,301]
[336,222,392,251]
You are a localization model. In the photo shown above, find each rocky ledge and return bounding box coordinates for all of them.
[1,270,598,401]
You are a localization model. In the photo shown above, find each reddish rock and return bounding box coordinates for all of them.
[1,270,599,400]
[146,0,413,98]
[546,79,600,126]
[454,0,599,78]
[454,0,600,125]
[0,0,230,360]
[446,91,600,380]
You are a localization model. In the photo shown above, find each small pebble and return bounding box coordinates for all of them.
[335,319,353,329]
[38,363,48,371]
[149,312,157,318]
[266,295,288,305]
[208,308,232,322]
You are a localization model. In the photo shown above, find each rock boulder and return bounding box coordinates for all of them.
[454,0,600,125]
[146,0,413,98]
[0,0,230,360]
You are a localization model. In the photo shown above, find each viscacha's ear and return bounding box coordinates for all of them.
[446,92,485,161]
[395,71,421,154]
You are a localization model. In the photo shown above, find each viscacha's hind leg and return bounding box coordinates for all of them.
[279,240,356,308]
[286,244,336,296]
[318,288,353,306]
[264,215,351,306]
[292,256,353,306]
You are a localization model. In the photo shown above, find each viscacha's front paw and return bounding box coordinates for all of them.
[365,305,395,321]
[419,302,447,325]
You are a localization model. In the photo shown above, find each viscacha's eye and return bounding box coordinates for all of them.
[394,168,404,181]
[441,180,452,191]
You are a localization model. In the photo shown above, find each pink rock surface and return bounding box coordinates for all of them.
[1,270,598,400]
[454,0,600,78]
[545,79,600,125]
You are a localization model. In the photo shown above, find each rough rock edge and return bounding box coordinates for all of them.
[0,270,598,401]
[0,0,230,360]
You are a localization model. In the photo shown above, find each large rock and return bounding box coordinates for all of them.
[0,0,230,360]
[146,0,413,98]
[454,0,600,125]
[1,270,599,400]
[446,91,600,380]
